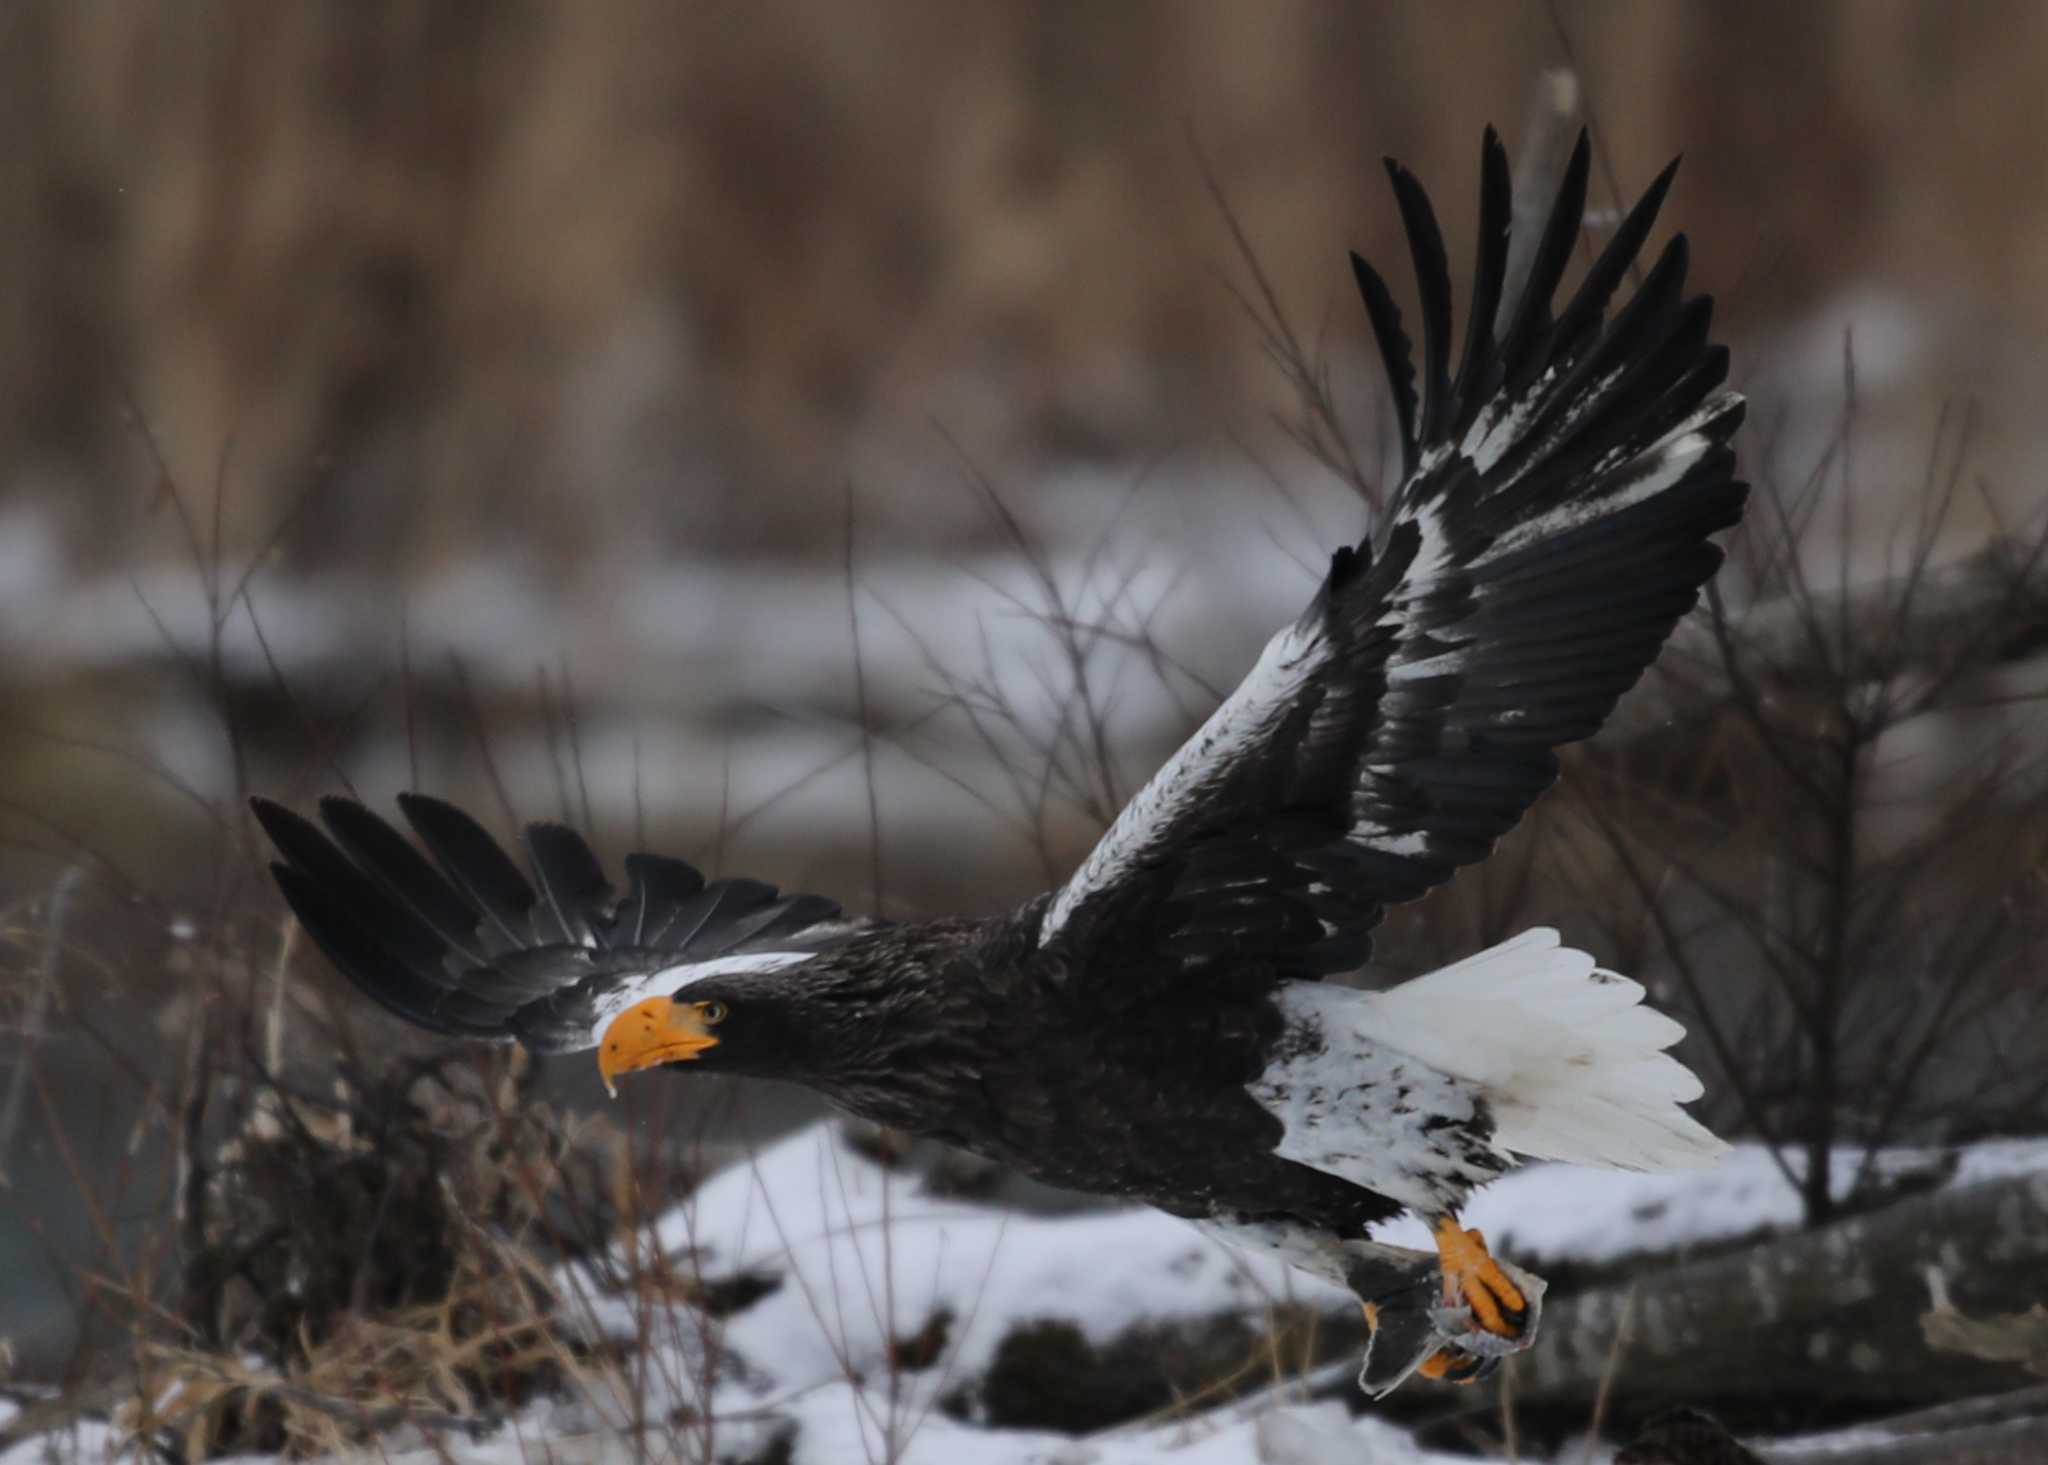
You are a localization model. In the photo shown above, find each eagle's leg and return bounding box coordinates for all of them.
[1192,1214,1541,1395]
[1429,1215,1529,1340]
[1342,1245,1462,1394]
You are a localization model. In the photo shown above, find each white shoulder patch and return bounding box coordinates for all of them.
[1038,618,1325,945]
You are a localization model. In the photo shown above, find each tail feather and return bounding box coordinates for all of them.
[1365,927,1727,1172]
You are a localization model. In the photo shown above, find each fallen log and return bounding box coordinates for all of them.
[951,1170,2048,1436]
[1511,1169,2048,1415]
[1757,1383,2048,1464]
[1763,1416,2048,1465]
[1614,1391,2048,1465]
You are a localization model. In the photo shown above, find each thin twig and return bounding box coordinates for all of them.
[1579,1280,1638,1462]
[0,866,82,1189]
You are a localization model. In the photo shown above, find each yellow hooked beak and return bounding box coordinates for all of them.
[597,996,721,1096]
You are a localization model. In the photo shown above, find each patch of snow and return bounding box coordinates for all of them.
[0,1416,121,1465]
[1763,287,1932,402]
[1375,1136,2048,1264]
[342,1392,1470,1465]
[618,1124,1346,1392]
[0,501,65,608]
[11,1129,2047,1463]
[1948,1137,2048,1187]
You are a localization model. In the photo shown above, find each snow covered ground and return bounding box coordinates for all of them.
[0,1397,1473,1465]
[9,1126,2046,1465]
[1380,1135,2048,1266]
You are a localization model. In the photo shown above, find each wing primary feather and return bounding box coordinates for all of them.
[397,793,539,950]
[522,821,613,947]
[252,798,367,907]
[1547,154,1681,368]
[643,885,722,950]
[1385,158,1454,449]
[664,878,781,957]
[465,945,599,1004]
[693,893,846,956]
[1350,251,1418,475]
[1497,131,1591,392]
[315,797,489,968]
[1486,230,1693,497]
[1447,127,1512,443]
[762,893,850,939]
[621,852,707,946]
[252,798,453,980]
[267,863,486,1038]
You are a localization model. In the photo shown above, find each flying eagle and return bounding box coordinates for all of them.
[254,129,1743,1393]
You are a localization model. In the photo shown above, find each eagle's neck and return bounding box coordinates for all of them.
[769,921,1008,1132]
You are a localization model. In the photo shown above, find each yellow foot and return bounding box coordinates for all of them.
[1432,1216,1529,1341]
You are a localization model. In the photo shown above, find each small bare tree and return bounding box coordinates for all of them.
[1574,385,2048,1224]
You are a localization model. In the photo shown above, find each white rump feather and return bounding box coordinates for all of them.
[1364,928,1727,1172]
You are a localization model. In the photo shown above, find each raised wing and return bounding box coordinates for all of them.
[253,794,864,1053]
[1037,129,1745,982]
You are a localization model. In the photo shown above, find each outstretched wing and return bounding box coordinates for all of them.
[1037,129,1745,985]
[253,794,865,1053]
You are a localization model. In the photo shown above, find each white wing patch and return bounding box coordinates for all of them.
[587,951,807,1044]
[1476,391,1739,568]
[1405,497,1458,593]
[1462,362,1560,473]
[1249,981,1507,1215]
[1037,618,1326,945]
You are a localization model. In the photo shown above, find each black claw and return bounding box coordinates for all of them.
[1492,1286,1531,1335]
[1446,1350,1500,1384]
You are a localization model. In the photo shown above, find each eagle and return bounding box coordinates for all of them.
[253,128,1743,1394]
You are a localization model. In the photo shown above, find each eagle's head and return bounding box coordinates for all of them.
[589,929,986,1122]
[596,970,817,1091]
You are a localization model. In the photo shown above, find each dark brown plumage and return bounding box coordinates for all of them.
[257,127,1745,1395]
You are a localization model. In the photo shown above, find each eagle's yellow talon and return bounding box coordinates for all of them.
[1433,1217,1528,1339]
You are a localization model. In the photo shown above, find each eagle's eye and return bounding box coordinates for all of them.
[700,999,729,1025]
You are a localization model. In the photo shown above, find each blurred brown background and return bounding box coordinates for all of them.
[5,1,2048,570]
[4,0,2048,1382]
[2,0,2045,896]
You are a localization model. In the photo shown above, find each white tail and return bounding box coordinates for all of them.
[1363,928,1728,1172]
